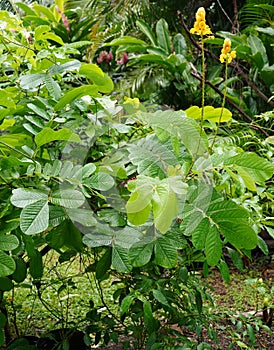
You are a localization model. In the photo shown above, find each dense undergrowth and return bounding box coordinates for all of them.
[0,1,273,349]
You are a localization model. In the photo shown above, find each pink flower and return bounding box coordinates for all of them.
[117,52,128,65]
[97,51,113,64]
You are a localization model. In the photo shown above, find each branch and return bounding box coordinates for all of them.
[177,11,274,108]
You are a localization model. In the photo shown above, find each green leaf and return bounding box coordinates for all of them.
[224,152,274,183]
[152,181,178,234]
[11,188,48,208]
[156,19,171,53]
[29,249,43,279]
[205,226,222,266]
[143,110,208,156]
[12,256,27,283]
[109,36,147,47]
[35,127,81,146]
[219,259,230,283]
[64,221,83,252]
[0,234,19,251]
[96,249,111,280]
[51,189,85,208]
[120,294,135,317]
[79,64,114,93]
[0,251,15,277]
[27,103,50,120]
[154,237,178,268]
[20,200,49,235]
[49,60,81,75]
[0,277,13,291]
[85,172,115,191]
[44,74,61,100]
[173,33,187,56]
[54,85,99,111]
[112,245,132,273]
[261,64,274,88]
[66,208,97,226]
[136,20,158,46]
[185,105,232,123]
[129,240,154,267]
[247,34,268,68]
[257,236,268,255]
[19,73,46,90]
[127,204,151,226]
[153,289,169,306]
[143,300,158,334]
[235,165,257,191]
[128,135,179,178]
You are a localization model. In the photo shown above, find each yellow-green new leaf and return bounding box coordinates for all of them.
[185,106,232,122]
[35,127,81,146]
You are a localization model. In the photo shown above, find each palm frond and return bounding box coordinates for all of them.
[239,0,274,30]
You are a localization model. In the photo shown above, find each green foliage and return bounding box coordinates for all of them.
[0,2,273,349]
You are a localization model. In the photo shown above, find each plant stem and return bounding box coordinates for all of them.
[186,37,206,178]
[210,59,228,151]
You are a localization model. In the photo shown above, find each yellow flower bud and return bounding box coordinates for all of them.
[219,38,236,63]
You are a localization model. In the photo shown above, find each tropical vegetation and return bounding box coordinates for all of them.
[0,0,273,349]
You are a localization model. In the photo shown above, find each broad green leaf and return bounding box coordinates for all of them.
[54,85,99,111]
[153,289,169,306]
[12,256,27,283]
[29,249,43,279]
[44,74,61,100]
[49,60,81,75]
[85,172,115,191]
[48,205,67,227]
[79,63,114,93]
[143,300,158,334]
[0,277,13,291]
[143,110,208,156]
[154,237,178,268]
[0,119,15,130]
[64,221,83,252]
[112,245,132,273]
[96,249,111,280]
[20,200,49,235]
[247,34,268,68]
[191,218,209,249]
[128,135,179,178]
[127,204,151,226]
[224,152,274,182]
[19,73,46,90]
[173,33,187,56]
[219,260,230,283]
[0,234,19,251]
[185,105,232,123]
[261,65,274,88]
[0,251,15,277]
[129,240,154,267]
[11,188,48,208]
[35,127,81,146]
[33,4,56,22]
[51,189,85,208]
[109,36,147,47]
[235,165,256,191]
[136,19,157,46]
[120,294,135,317]
[156,19,171,53]
[205,226,222,266]
[126,183,153,213]
[27,103,50,120]
[152,182,178,234]
[66,208,97,226]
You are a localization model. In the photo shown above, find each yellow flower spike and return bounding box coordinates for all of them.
[190,7,213,37]
[220,38,236,64]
